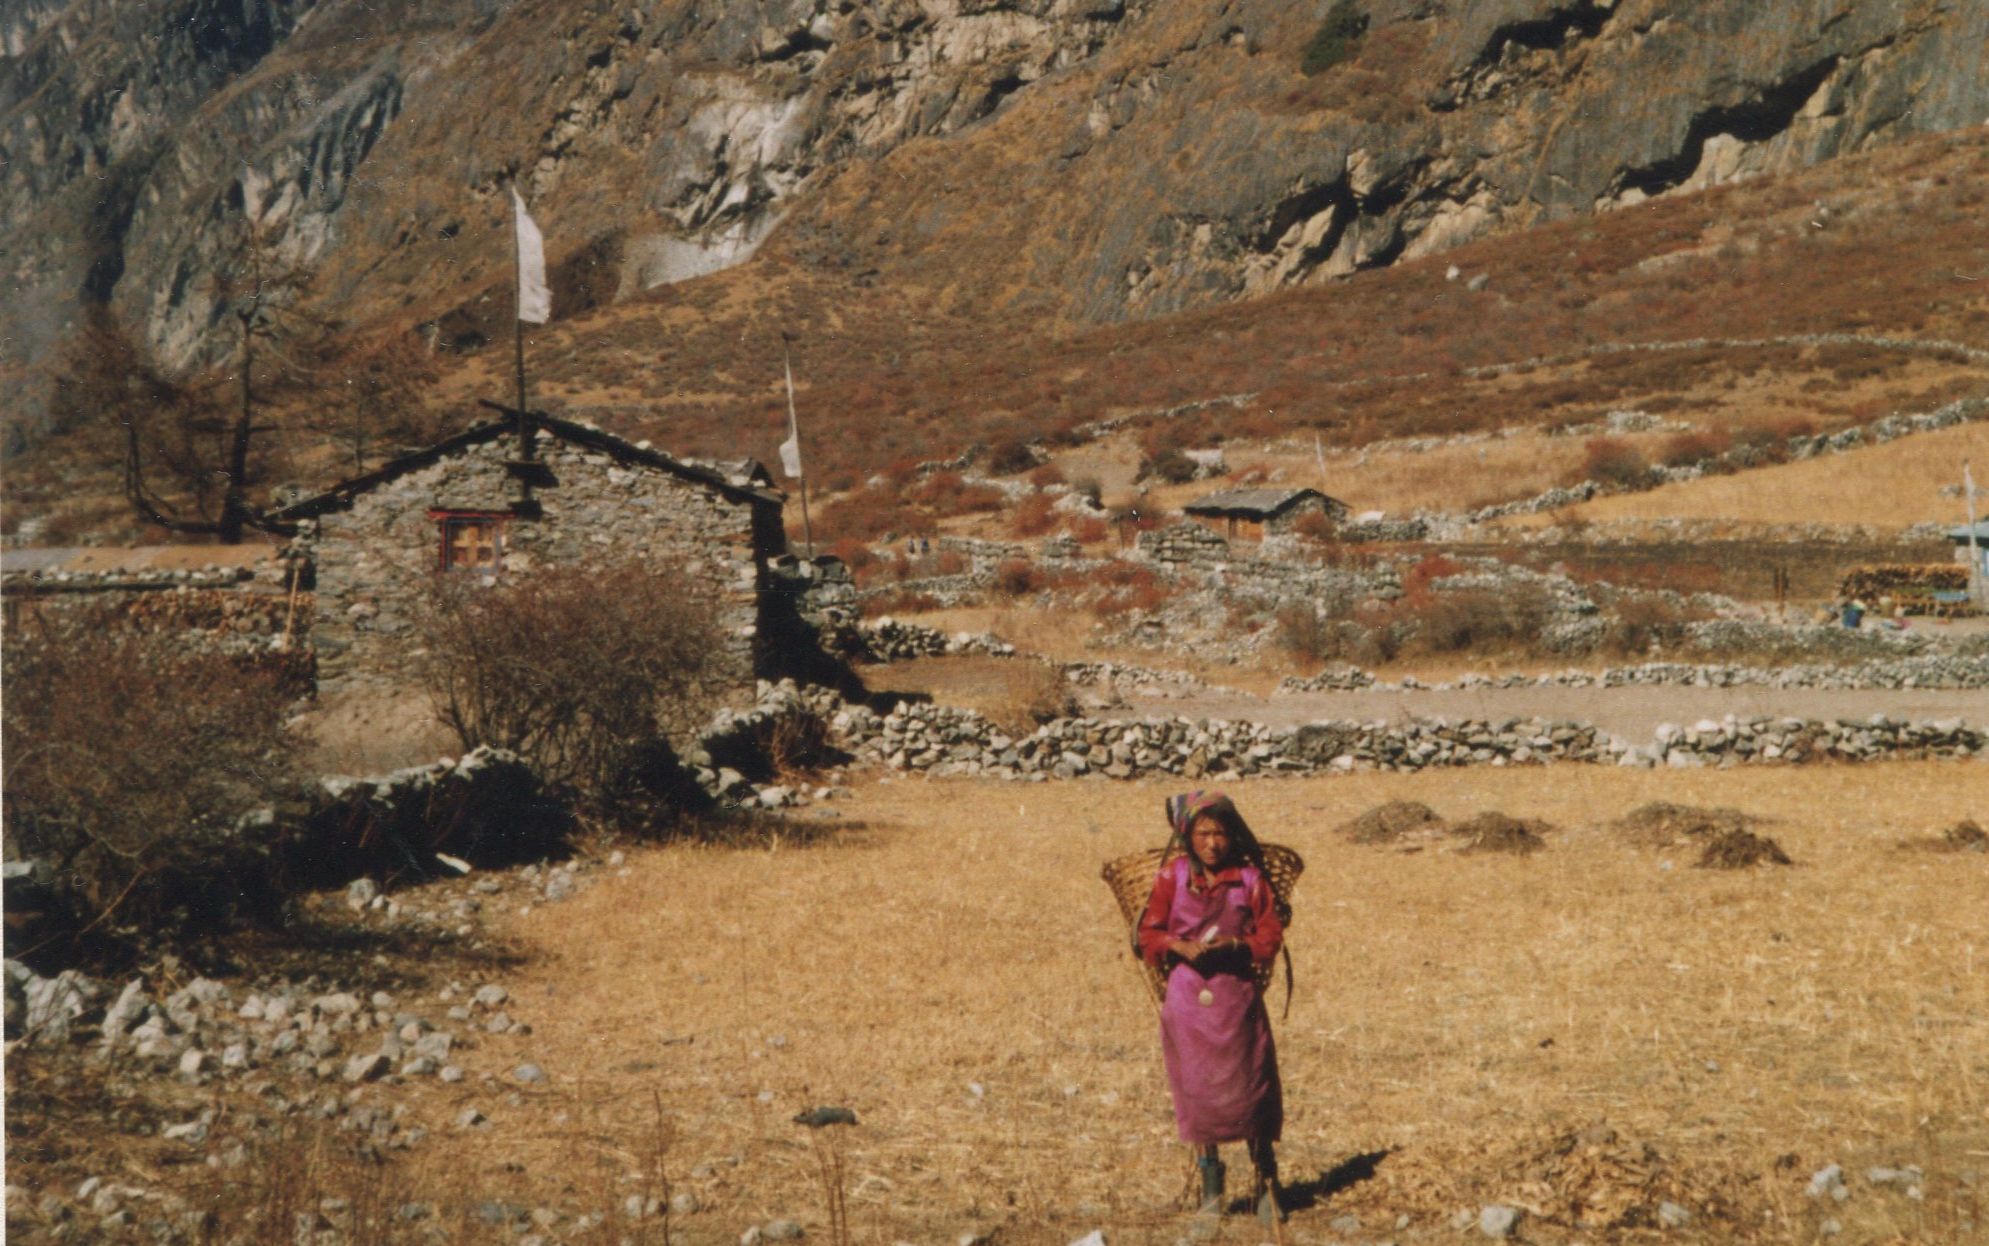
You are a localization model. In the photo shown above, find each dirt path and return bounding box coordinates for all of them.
[1114,684,1986,741]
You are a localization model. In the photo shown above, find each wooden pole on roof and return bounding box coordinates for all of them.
[1966,459,1982,607]
[781,341,815,559]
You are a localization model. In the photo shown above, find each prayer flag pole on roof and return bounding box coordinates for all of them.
[781,345,815,559]
[1967,459,1982,605]
[510,185,551,461]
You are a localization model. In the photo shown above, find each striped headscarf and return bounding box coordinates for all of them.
[1163,790,1290,925]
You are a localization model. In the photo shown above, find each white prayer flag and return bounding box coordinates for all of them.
[512,186,551,325]
[778,354,804,480]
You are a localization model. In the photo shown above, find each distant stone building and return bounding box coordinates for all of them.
[274,412,792,698]
[1183,486,1348,540]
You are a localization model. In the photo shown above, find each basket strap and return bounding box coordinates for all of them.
[1279,943,1294,1022]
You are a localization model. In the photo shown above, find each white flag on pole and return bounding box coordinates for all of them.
[778,354,804,480]
[512,187,551,325]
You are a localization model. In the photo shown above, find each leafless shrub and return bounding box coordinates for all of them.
[417,561,726,813]
[1,608,299,938]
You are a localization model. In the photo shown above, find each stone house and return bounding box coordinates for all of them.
[1183,486,1348,540]
[273,411,793,698]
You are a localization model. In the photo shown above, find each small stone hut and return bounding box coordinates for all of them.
[273,411,791,698]
[1183,486,1348,540]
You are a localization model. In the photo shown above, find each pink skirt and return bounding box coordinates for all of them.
[1159,961,1282,1145]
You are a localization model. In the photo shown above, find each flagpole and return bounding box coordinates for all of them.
[511,187,531,461]
[784,346,815,559]
[1967,459,1982,607]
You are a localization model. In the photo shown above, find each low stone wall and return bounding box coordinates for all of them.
[1279,654,1989,694]
[822,698,1983,781]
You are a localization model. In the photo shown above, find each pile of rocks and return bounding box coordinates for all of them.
[3,960,518,1095]
[855,619,1018,661]
[1276,665,1379,692]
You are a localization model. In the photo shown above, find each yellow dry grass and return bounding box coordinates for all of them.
[424,762,1989,1244]
[1508,421,1989,531]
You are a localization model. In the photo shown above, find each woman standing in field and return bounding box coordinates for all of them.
[1137,791,1287,1221]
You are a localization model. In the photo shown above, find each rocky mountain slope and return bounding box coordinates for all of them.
[3,0,1984,455]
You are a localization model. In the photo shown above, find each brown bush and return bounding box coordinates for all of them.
[1066,514,1110,544]
[993,559,1039,597]
[913,470,1005,515]
[1139,447,1198,485]
[1027,463,1067,488]
[1578,437,1653,487]
[1291,509,1339,541]
[1,609,300,938]
[417,561,725,816]
[1410,587,1553,654]
[1010,492,1059,537]
[1599,594,1702,657]
[1657,428,1733,467]
[985,438,1040,476]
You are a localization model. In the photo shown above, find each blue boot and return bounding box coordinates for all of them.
[1197,1153,1226,1215]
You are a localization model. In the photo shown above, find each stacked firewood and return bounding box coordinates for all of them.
[1837,564,1968,603]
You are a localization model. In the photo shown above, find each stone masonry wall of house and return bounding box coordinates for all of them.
[308,437,768,698]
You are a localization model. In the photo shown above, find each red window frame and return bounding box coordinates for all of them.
[428,509,510,574]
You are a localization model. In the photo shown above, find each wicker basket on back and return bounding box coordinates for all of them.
[1101,844,1304,1005]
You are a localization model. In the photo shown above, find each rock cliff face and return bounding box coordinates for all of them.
[3,0,1984,445]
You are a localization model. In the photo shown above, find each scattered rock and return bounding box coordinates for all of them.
[1477,1205,1519,1238]
[345,878,380,910]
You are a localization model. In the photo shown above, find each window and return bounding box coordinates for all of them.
[429,510,507,573]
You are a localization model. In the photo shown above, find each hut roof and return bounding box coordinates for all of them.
[1183,486,1342,519]
[269,407,782,526]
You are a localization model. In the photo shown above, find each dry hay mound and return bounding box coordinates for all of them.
[1454,812,1552,856]
[1611,801,1758,848]
[1348,1124,1750,1234]
[1899,818,1989,853]
[1497,1125,1748,1232]
[1695,828,1793,869]
[1336,800,1446,844]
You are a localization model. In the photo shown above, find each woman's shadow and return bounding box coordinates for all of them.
[1279,1148,1394,1212]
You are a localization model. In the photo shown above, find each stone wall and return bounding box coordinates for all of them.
[307,436,772,697]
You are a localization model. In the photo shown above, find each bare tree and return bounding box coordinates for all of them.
[114,218,337,542]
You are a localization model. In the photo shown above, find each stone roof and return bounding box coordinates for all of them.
[268,408,783,526]
[1183,486,1340,518]
[1945,521,1989,542]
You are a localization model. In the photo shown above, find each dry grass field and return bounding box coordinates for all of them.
[292,761,1989,1245]
[1499,422,1989,532]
